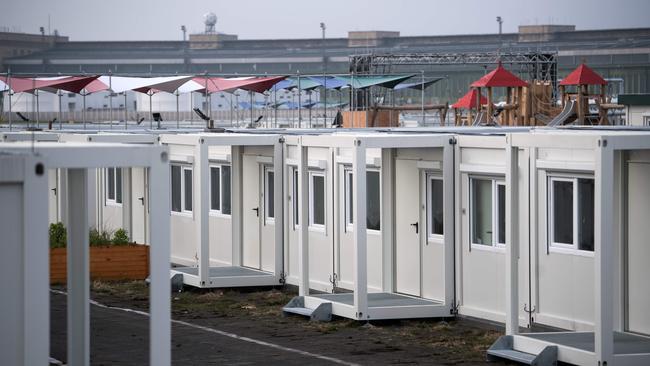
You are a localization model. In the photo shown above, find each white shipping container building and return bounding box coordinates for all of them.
[2,126,650,366]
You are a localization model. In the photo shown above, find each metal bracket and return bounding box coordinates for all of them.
[279,271,286,285]
[329,273,339,293]
[524,303,536,314]
[451,301,460,315]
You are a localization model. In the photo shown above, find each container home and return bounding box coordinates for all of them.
[488,129,650,366]
[283,132,456,321]
[160,132,284,288]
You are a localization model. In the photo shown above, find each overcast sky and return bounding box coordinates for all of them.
[2,0,649,41]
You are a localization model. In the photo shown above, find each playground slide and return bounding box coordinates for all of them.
[548,100,576,127]
[471,111,487,126]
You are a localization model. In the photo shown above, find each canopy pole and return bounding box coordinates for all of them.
[308,90,312,128]
[229,93,233,127]
[109,73,113,130]
[297,71,302,128]
[274,86,277,128]
[82,91,86,130]
[250,90,253,127]
[421,70,425,126]
[124,92,128,130]
[175,89,180,129]
[58,90,63,130]
[36,89,40,129]
[149,91,153,129]
[7,70,12,131]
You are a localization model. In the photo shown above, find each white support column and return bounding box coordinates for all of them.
[23,157,49,366]
[352,139,368,319]
[122,168,132,239]
[86,168,97,228]
[298,143,309,296]
[148,151,171,366]
[380,148,394,292]
[595,140,614,365]
[67,168,90,366]
[273,140,284,279]
[442,141,455,311]
[195,140,210,285]
[231,146,243,267]
[505,141,519,335]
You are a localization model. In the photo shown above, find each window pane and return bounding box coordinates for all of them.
[367,171,380,230]
[293,169,299,226]
[552,180,573,244]
[116,168,122,204]
[266,171,275,219]
[347,172,353,224]
[497,184,505,245]
[184,168,193,211]
[471,179,493,246]
[430,179,444,235]
[221,166,231,215]
[210,167,220,211]
[171,166,181,212]
[312,175,325,226]
[578,178,594,251]
[107,167,115,200]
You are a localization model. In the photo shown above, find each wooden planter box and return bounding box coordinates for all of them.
[50,244,149,284]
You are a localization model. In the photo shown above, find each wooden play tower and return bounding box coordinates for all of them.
[469,63,530,126]
[452,89,487,126]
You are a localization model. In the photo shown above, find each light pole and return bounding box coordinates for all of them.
[496,16,503,56]
[181,25,186,41]
[320,22,327,126]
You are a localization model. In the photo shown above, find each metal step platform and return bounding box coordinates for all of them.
[487,335,557,365]
[282,296,332,322]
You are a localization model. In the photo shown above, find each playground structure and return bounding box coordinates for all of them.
[469,63,529,126]
[451,89,487,126]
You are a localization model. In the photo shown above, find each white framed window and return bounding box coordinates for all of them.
[344,169,381,231]
[469,177,505,248]
[106,167,123,205]
[426,174,444,239]
[309,171,326,229]
[548,175,594,252]
[264,167,275,223]
[209,164,231,215]
[171,164,193,214]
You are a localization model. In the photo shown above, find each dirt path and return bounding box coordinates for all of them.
[50,281,504,365]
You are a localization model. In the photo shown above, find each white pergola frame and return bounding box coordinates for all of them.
[161,133,284,288]
[0,142,171,366]
[295,133,456,320]
[1,131,60,142]
[505,131,650,366]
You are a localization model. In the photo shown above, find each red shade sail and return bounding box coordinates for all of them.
[470,64,528,88]
[0,76,47,93]
[452,89,488,109]
[1,75,107,94]
[559,64,606,86]
[195,76,288,94]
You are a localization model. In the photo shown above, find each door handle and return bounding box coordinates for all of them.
[138,196,145,205]
[411,222,419,234]
[51,187,57,195]
[252,207,259,217]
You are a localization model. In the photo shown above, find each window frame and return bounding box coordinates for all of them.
[547,174,595,254]
[105,167,123,206]
[209,163,232,217]
[292,167,299,229]
[264,166,275,224]
[308,171,326,230]
[469,176,506,250]
[171,163,193,216]
[426,173,444,241]
[343,167,381,232]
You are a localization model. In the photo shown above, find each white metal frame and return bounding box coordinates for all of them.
[296,133,456,321]
[506,131,650,366]
[161,133,284,288]
[0,142,171,366]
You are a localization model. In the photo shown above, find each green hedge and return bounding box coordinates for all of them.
[49,223,133,248]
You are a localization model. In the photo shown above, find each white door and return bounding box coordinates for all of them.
[395,159,422,296]
[48,170,59,223]
[131,168,147,244]
[242,155,261,269]
[260,165,275,272]
[627,162,650,335]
